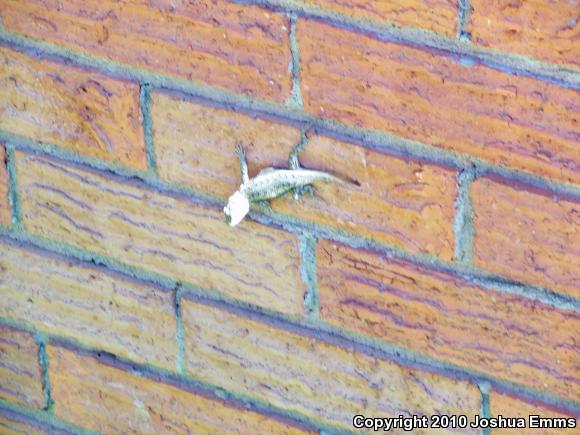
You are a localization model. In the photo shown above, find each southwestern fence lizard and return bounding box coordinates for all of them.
[224,141,349,226]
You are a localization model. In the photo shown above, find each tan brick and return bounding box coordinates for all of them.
[470,0,580,67]
[298,20,580,184]
[317,240,580,402]
[0,145,9,225]
[301,0,459,36]
[182,299,481,432]
[0,410,53,435]
[0,241,177,370]
[0,0,292,102]
[473,177,580,299]
[0,47,146,169]
[153,94,457,260]
[0,325,44,408]
[48,345,310,435]
[489,391,579,434]
[15,152,305,316]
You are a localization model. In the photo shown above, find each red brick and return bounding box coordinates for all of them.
[15,152,305,316]
[0,0,292,102]
[317,239,580,402]
[489,391,579,434]
[473,177,580,299]
[470,0,580,67]
[0,325,44,408]
[182,299,481,431]
[0,47,146,168]
[48,345,311,434]
[301,0,459,35]
[0,145,9,225]
[298,20,580,184]
[0,241,177,370]
[152,94,457,260]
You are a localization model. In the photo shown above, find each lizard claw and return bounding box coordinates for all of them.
[234,143,246,158]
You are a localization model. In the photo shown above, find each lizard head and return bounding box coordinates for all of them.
[224,191,250,226]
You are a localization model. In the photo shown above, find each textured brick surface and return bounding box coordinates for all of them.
[182,299,481,432]
[0,241,177,370]
[48,345,310,435]
[0,325,44,408]
[15,152,305,316]
[298,20,580,184]
[0,145,9,225]
[0,411,54,435]
[473,177,580,299]
[0,47,146,168]
[152,94,457,260]
[301,0,459,35]
[490,391,579,434]
[317,240,580,402]
[470,0,580,67]
[0,0,292,102]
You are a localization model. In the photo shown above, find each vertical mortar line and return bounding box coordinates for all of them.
[479,382,492,435]
[300,233,319,319]
[453,165,476,264]
[287,13,304,108]
[174,282,186,374]
[457,0,472,41]
[35,334,54,413]
[139,82,157,174]
[5,144,22,229]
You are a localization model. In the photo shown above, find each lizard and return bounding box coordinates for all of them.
[224,140,350,226]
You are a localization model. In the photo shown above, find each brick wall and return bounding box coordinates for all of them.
[0,0,578,433]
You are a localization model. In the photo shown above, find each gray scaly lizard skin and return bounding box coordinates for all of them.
[224,141,348,226]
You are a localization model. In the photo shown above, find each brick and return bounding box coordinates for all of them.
[15,152,305,316]
[489,391,579,434]
[469,0,580,67]
[0,0,292,102]
[182,299,481,431]
[301,0,458,36]
[298,20,580,184]
[472,177,580,299]
[0,241,177,370]
[48,345,310,435]
[0,410,55,435]
[317,240,580,402]
[0,47,146,169]
[152,94,457,260]
[0,325,44,408]
[0,145,9,225]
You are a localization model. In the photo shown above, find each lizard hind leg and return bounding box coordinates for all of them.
[293,184,316,201]
[235,143,250,185]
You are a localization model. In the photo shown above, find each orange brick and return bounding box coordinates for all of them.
[0,241,177,370]
[489,391,579,434]
[0,0,292,102]
[152,94,457,260]
[182,299,481,431]
[15,152,305,316]
[472,177,580,299]
[301,0,458,35]
[298,20,580,184]
[0,325,44,408]
[470,0,580,67]
[317,240,580,402]
[0,145,9,225]
[48,345,310,434]
[0,410,53,435]
[0,47,146,169]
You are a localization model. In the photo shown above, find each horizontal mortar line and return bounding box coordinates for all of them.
[4,136,580,314]
[0,231,579,416]
[0,399,96,435]
[1,31,579,200]
[0,317,351,435]
[234,0,580,89]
